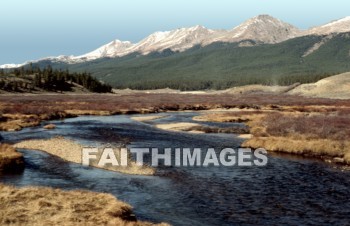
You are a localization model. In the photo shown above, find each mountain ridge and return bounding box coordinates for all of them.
[3,14,350,69]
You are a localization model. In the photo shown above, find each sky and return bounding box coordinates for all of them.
[0,0,350,65]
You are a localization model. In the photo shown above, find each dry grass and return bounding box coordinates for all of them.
[240,110,350,163]
[0,114,41,131]
[64,109,112,116]
[1,93,350,131]
[288,72,350,99]
[14,137,155,175]
[0,184,167,226]
[0,111,75,131]
[197,107,350,164]
[43,124,56,129]
[193,110,264,123]
[131,115,168,122]
[155,122,249,134]
[1,93,350,116]
[155,123,202,132]
[2,93,350,163]
[249,113,350,163]
[222,84,292,95]
[242,137,350,164]
[0,144,24,172]
[260,112,350,140]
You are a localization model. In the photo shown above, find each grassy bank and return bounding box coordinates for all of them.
[2,93,350,164]
[0,184,167,225]
[154,122,249,134]
[0,111,76,131]
[242,110,350,164]
[14,137,155,175]
[196,106,350,164]
[0,144,24,172]
[2,93,350,131]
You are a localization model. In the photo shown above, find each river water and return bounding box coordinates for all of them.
[1,112,350,225]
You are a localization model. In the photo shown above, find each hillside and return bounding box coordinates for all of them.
[0,66,112,93]
[288,72,350,99]
[58,32,350,90]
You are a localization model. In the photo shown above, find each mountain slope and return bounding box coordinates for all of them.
[1,14,302,68]
[74,15,300,61]
[57,32,350,90]
[304,16,350,36]
[216,15,300,44]
[78,40,134,60]
[3,15,350,69]
[2,15,350,91]
[289,72,350,99]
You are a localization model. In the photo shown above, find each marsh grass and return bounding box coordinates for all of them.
[0,144,24,172]
[196,106,350,164]
[14,137,155,175]
[1,93,350,131]
[0,184,167,226]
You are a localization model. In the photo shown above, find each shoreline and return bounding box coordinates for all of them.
[1,93,350,167]
[0,144,24,173]
[3,108,350,167]
[194,109,350,166]
[241,136,350,165]
[14,137,155,176]
[5,109,350,167]
[0,183,167,225]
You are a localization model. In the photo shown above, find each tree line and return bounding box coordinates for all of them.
[0,64,112,93]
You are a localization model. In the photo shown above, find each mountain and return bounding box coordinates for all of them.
[0,64,23,69]
[1,14,302,68]
[77,40,134,60]
[58,32,349,90]
[3,15,350,69]
[213,15,300,44]
[77,15,300,60]
[304,16,350,36]
[2,15,350,91]
[78,25,216,60]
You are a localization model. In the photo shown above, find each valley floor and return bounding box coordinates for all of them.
[1,91,350,224]
[1,92,350,165]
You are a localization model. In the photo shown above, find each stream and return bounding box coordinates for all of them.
[1,112,350,225]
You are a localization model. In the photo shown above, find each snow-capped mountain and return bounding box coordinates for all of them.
[1,14,350,69]
[0,64,24,69]
[77,40,133,60]
[124,25,215,55]
[209,15,300,44]
[75,25,216,61]
[78,15,300,61]
[303,16,350,36]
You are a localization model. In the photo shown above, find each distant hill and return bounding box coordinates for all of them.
[0,66,112,93]
[289,72,350,99]
[0,74,89,94]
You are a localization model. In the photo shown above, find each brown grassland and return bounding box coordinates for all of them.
[0,143,24,172]
[2,93,350,164]
[0,93,350,163]
[14,137,155,175]
[196,106,350,164]
[1,93,350,131]
[0,143,160,225]
[0,184,167,226]
[1,93,350,224]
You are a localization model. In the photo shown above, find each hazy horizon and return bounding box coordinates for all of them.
[1,0,350,64]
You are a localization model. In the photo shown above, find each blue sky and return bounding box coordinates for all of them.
[1,0,349,64]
